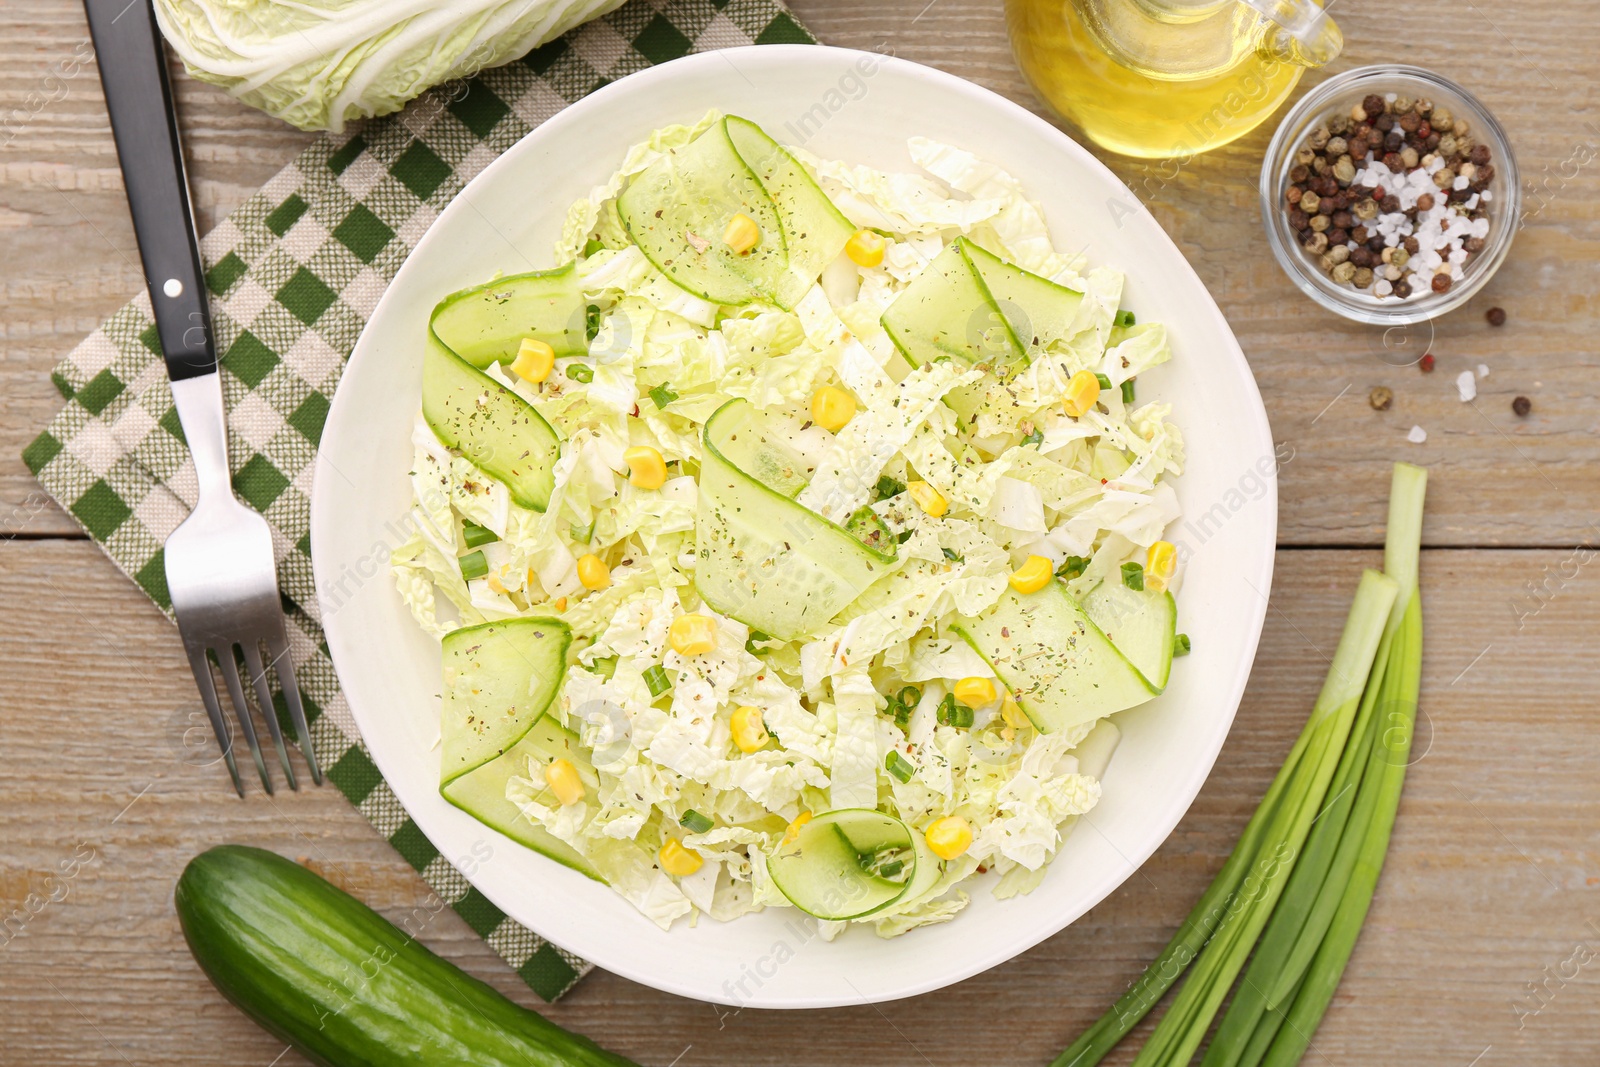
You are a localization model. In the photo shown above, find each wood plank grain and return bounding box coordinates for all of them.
[1,538,1594,1064]
[3,0,1597,543]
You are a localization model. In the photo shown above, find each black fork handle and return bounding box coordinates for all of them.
[83,0,215,381]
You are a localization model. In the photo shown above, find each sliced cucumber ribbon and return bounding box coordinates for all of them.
[439,617,571,782]
[617,116,853,310]
[881,237,1087,418]
[423,275,573,512]
[952,580,1154,734]
[429,264,588,368]
[694,398,897,642]
[1080,579,1176,693]
[766,809,940,921]
[437,617,603,881]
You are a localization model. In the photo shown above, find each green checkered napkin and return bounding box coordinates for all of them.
[24,0,814,1001]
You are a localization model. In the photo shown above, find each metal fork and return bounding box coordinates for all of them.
[85,0,320,795]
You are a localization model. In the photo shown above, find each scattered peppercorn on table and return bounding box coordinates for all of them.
[2,0,1597,1065]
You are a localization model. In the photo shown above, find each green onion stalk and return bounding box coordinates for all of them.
[1252,463,1426,1066]
[1202,463,1426,1066]
[1053,462,1425,1067]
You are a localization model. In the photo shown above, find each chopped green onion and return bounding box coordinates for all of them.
[569,520,595,545]
[745,630,771,656]
[643,664,671,697]
[461,521,497,549]
[888,686,921,729]
[936,693,975,729]
[1114,309,1137,328]
[649,382,678,409]
[458,550,488,581]
[1121,379,1136,404]
[1095,372,1113,390]
[1121,561,1145,590]
[565,363,594,383]
[875,475,906,501]
[1057,555,1089,580]
[584,302,602,341]
[582,238,605,257]
[884,750,915,783]
[1174,633,1192,656]
[679,810,714,834]
[860,848,911,881]
[1022,427,1044,447]
[895,529,914,544]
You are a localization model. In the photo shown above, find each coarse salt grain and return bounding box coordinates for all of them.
[1375,279,1393,296]
[1477,363,1490,379]
[1457,370,1478,402]
[1453,175,1470,191]
[1408,425,1428,444]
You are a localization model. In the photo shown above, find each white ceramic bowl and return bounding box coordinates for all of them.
[311,45,1276,1009]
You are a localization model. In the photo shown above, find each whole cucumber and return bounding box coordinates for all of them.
[175,845,638,1067]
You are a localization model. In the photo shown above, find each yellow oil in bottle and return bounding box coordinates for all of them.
[1007,0,1325,159]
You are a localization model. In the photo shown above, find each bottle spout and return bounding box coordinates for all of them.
[1245,0,1343,69]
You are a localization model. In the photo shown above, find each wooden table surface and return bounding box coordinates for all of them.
[3,1,1597,1064]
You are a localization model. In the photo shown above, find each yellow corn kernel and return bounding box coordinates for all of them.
[624,445,667,489]
[1000,696,1030,730]
[553,596,568,612]
[545,758,585,806]
[925,815,974,860]
[810,385,857,432]
[723,213,761,254]
[486,570,507,595]
[782,811,814,846]
[907,479,948,518]
[668,613,717,656]
[577,553,611,591]
[731,705,770,753]
[659,838,703,877]
[1145,540,1177,593]
[1009,554,1054,594]
[510,337,556,383]
[845,229,886,268]
[1061,369,1102,417]
[953,676,996,707]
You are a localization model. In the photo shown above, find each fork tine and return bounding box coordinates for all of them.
[183,644,243,798]
[267,632,322,785]
[216,646,273,795]
[243,642,298,791]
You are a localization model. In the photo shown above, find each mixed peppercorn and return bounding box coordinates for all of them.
[1285,91,1495,299]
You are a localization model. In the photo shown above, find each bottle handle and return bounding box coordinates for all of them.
[1239,0,1343,68]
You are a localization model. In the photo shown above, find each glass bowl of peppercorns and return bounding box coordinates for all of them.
[1260,64,1519,325]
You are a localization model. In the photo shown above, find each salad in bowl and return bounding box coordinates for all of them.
[391,112,1186,938]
